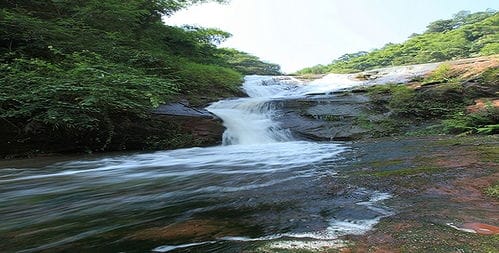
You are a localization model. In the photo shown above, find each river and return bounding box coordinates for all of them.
[0,75,400,252]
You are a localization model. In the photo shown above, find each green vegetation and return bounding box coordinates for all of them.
[367,83,464,119]
[485,182,499,199]
[0,0,281,154]
[423,63,455,83]
[217,48,281,75]
[367,159,404,169]
[442,109,498,135]
[353,113,406,137]
[362,63,498,137]
[296,10,499,74]
[302,12,499,139]
[370,166,443,177]
[476,145,499,163]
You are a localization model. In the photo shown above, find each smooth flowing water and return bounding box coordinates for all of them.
[0,75,398,252]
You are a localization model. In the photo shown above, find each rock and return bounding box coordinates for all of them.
[152,102,215,118]
[109,103,225,151]
[131,219,242,241]
[0,102,226,158]
[462,222,499,235]
[466,98,499,113]
[108,113,225,151]
[271,93,379,141]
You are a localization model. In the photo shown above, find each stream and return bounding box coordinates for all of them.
[0,75,400,252]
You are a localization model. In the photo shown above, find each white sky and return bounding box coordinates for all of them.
[165,0,498,73]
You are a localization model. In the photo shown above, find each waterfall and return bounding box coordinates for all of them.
[207,75,299,145]
[1,73,401,253]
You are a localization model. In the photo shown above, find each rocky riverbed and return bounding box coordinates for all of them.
[0,56,497,252]
[334,135,499,252]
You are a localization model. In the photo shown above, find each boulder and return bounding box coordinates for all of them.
[153,102,214,118]
[271,93,377,141]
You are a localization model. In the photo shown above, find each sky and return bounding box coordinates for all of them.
[165,0,498,73]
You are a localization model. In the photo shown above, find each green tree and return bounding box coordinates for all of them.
[296,10,498,75]
[0,0,281,154]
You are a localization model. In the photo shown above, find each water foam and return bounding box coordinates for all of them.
[150,190,393,252]
[207,75,301,145]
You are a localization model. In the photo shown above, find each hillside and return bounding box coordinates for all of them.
[0,0,281,156]
[296,10,499,75]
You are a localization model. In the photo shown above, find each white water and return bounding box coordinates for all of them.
[1,73,414,252]
[206,63,438,146]
[207,75,301,145]
[147,75,397,252]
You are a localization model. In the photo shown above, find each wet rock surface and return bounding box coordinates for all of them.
[333,135,499,251]
[108,112,225,151]
[146,102,225,148]
[270,92,379,141]
[153,102,215,118]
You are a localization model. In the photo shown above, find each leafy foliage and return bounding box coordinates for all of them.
[366,66,498,137]
[296,10,499,75]
[217,48,282,75]
[423,63,454,83]
[485,182,499,199]
[0,0,279,153]
[442,106,499,135]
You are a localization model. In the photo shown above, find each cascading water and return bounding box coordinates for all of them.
[0,74,398,252]
[207,76,298,145]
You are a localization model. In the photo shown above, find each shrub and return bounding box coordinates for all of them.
[0,50,178,149]
[424,63,454,83]
[485,182,499,199]
[442,106,499,135]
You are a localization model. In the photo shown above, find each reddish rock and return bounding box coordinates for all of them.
[466,99,499,113]
[131,219,241,241]
[462,223,499,235]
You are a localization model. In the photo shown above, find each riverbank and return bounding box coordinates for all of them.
[2,55,496,159]
[0,70,497,252]
[1,1,286,159]
[0,91,245,159]
[283,55,498,141]
[338,135,499,252]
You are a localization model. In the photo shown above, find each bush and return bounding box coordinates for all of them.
[173,61,243,105]
[443,106,499,135]
[0,50,178,149]
[424,63,454,83]
[485,182,499,199]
